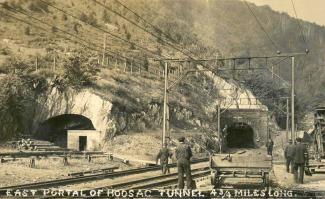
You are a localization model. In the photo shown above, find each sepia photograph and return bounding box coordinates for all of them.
[0,0,324,198]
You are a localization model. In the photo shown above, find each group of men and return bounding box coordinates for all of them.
[284,137,309,184]
[156,136,194,189]
[157,135,309,188]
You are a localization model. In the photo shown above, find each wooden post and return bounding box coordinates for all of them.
[124,58,127,72]
[286,98,289,143]
[217,92,221,154]
[102,33,106,67]
[166,90,170,139]
[162,62,168,146]
[29,158,35,168]
[53,56,56,71]
[232,59,236,79]
[291,57,295,141]
[35,57,38,71]
[130,58,133,75]
[108,154,113,161]
[63,156,68,166]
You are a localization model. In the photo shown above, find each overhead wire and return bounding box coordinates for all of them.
[92,0,195,60]
[0,8,98,53]
[290,0,308,48]
[244,1,280,53]
[0,3,147,66]
[113,0,198,56]
[38,0,161,61]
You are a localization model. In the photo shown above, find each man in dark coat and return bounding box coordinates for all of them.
[156,143,172,174]
[293,137,308,184]
[284,139,295,173]
[175,136,193,189]
[266,138,274,156]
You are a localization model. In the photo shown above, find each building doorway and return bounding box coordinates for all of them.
[79,136,87,151]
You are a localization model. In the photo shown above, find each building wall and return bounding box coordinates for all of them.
[67,130,102,151]
[221,109,268,147]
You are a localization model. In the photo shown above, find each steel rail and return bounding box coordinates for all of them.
[129,169,210,190]
[80,167,210,192]
[0,158,208,192]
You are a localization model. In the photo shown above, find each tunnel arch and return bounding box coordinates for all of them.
[226,122,254,148]
[35,114,95,147]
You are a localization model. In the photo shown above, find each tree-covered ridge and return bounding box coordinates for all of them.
[0,0,324,131]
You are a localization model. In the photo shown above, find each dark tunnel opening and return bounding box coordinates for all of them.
[35,114,95,147]
[226,122,254,148]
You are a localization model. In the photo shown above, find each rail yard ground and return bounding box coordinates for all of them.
[0,156,128,187]
[2,131,325,193]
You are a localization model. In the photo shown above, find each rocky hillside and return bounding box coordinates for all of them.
[0,0,324,140]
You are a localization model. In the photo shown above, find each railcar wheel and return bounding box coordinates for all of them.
[211,171,221,188]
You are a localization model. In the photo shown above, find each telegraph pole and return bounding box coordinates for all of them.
[102,33,106,66]
[162,62,168,146]
[286,97,289,142]
[217,93,221,154]
[291,56,295,141]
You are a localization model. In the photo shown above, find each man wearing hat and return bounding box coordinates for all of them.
[293,137,308,183]
[266,138,274,156]
[156,143,172,174]
[284,139,295,173]
[175,136,193,189]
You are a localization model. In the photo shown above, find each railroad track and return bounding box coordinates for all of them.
[92,167,210,190]
[0,151,103,158]
[0,158,209,194]
[39,167,211,198]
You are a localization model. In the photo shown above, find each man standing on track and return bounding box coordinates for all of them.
[266,138,274,156]
[284,139,295,173]
[156,143,172,174]
[293,137,308,184]
[175,136,193,189]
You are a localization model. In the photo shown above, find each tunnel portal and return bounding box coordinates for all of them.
[226,122,254,148]
[35,114,95,147]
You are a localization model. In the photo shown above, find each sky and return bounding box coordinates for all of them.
[245,0,325,26]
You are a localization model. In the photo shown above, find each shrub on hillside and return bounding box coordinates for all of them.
[27,0,49,13]
[0,75,35,141]
[62,13,68,21]
[24,26,31,35]
[102,10,111,23]
[125,31,131,40]
[0,47,12,56]
[0,56,30,74]
[63,53,100,88]
[80,12,97,26]
[51,26,58,33]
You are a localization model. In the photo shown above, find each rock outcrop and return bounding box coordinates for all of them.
[33,87,113,139]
